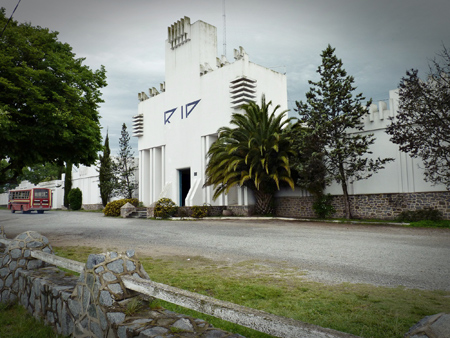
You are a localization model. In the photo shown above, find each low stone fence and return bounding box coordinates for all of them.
[276,191,450,220]
[0,227,360,338]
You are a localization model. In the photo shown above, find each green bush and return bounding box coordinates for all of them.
[68,188,82,210]
[397,208,443,222]
[312,194,335,219]
[104,198,139,217]
[154,198,177,218]
[191,204,209,218]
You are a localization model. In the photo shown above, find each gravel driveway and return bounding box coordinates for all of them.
[1,210,449,291]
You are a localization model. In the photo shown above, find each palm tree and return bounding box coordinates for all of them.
[204,95,294,215]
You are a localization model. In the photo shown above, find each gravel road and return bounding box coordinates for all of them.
[1,210,449,291]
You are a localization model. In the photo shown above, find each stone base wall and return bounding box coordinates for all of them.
[227,205,255,216]
[276,191,450,220]
[82,204,103,211]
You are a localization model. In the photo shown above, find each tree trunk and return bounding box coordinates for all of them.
[64,161,72,208]
[338,163,352,219]
[254,190,275,215]
[340,181,352,219]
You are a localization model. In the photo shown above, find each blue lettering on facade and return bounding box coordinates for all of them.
[164,99,201,124]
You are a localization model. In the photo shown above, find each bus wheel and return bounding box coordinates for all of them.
[11,208,15,213]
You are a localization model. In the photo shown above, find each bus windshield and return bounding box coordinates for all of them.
[34,189,49,199]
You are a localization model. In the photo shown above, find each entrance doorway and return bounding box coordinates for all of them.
[178,168,191,206]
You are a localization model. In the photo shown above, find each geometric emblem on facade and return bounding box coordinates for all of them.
[164,108,177,124]
[184,99,201,119]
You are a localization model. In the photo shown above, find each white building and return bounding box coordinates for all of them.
[276,89,449,219]
[134,17,287,207]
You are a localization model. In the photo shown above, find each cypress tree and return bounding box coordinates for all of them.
[98,132,115,207]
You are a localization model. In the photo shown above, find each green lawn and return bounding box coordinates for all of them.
[48,245,450,338]
[0,302,64,338]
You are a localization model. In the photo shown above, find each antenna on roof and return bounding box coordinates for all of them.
[222,0,226,57]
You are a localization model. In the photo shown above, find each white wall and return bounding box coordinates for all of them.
[277,89,448,198]
[135,17,286,207]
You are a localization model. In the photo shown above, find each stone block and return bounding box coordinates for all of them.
[405,313,450,338]
[172,318,194,332]
[107,259,124,274]
[138,326,169,337]
[126,260,136,272]
[100,290,113,306]
[102,272,116,282]
[68,299,82,317]
[108,283,123,295]
[222,209,233,216]
[90,321,102,338]
[107,312,126,325]
[10,248,22,259]
[87,254,106,269]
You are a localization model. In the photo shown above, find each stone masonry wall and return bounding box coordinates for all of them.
[0,229,243,338]
[276,191,450,220]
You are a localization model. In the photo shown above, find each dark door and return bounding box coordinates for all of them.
[179,168,190,206]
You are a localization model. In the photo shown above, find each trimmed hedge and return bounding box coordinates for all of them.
[104,198,139,217]
[68,188,82,210]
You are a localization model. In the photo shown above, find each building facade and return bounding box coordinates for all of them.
[134,17,287,207]
[276,89,450,219]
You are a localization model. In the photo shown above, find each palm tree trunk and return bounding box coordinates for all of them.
[254,190,275,215]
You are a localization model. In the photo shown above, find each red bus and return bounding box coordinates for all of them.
[8,188,52,214]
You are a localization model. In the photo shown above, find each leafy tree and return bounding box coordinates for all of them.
[295,45,393,219]
[204,95,294,215]
[386,45,450,189]
[113,124,138,199]
[98,132,115,207]
[20,163,62,185]
[0,9,107,186]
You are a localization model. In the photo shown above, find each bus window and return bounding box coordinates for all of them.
[34,189,49,198]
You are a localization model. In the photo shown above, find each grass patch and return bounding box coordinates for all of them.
[0,302,65,338]
[409,220,450,228]
[52,246,450,338]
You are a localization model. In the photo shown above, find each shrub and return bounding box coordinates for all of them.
[68,188,82,210]
[397,208,443,222]
[312,194,335,219]
[154,198,177,218]
[191,204,209,218]
[104,198,139,217]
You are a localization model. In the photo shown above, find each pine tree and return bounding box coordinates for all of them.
[114,124,138,199]
[98,132,115,207]
[295,45,393,219]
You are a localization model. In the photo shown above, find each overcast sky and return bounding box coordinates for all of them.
[2,0,450,154]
